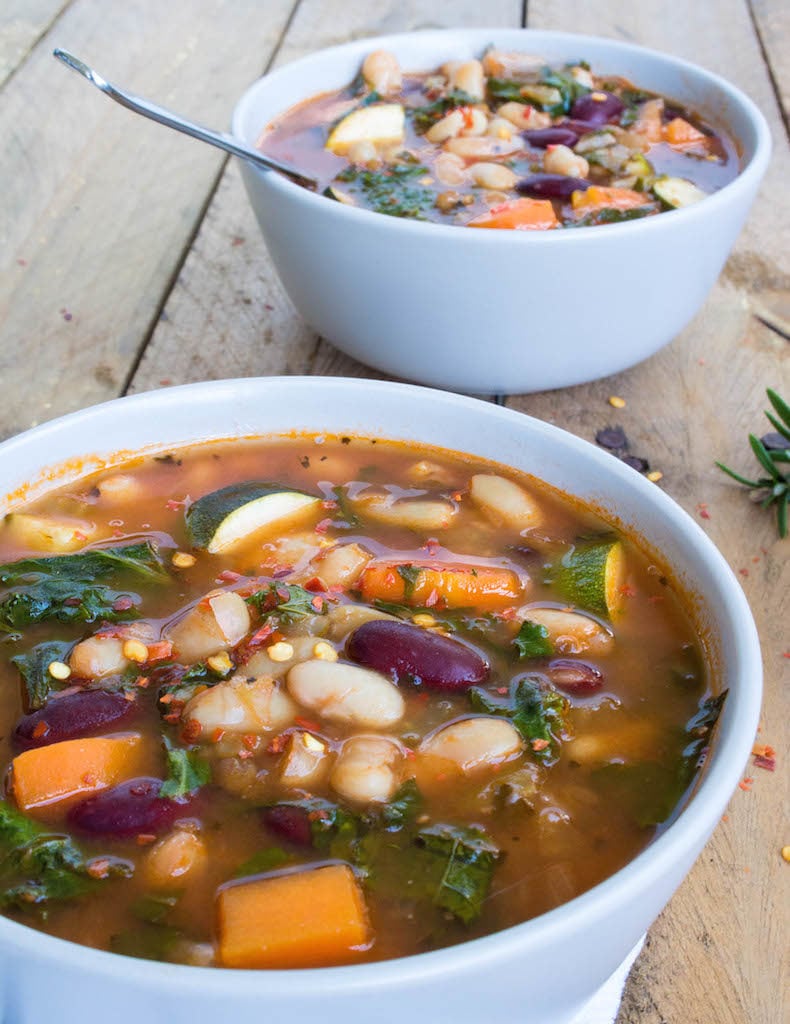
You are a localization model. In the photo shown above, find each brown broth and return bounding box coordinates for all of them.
[0,437,719,966]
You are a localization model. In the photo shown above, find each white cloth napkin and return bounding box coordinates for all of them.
[569,936,645,1024]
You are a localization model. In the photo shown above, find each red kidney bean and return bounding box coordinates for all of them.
[346,620,488,692]
[516,174,592,200]
[13,690,138,751]
[261,805,313,847]
[548,659,604,694]
[570,92,624,125]
[522,126,581,148]
[68,778,197,837]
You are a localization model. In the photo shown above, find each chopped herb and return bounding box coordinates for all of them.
[0,541,168,587]
[0,580,140,634]
[716,389,790,538]
[233,847,290,878]
[133,892,181,924]
[159,738,211,799]
[246,582,323,624]
[487,77,527,102]
[409,89,477,132]
[334,164,433,220]
[539,66,591,113]
[12,640,73,710]
[111,922,183,961]
[414,824,501,924]
[396,564,422,599]
[513,620,553,660]
[331,484,361,527]
[378,779,422,829]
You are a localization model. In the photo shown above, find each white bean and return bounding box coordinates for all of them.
[362,50,402,95]
[460,108,489,137]
[183,675,296,739]
[470,162,518,190]
[346,139,379,164]
[166,589,251,663]
[331,735,403,804]
[426,109,465,144]
[433,152,467,186]
[143,831,207,889]
[486,116,515,140]
[496,102,551,131]
[482,50,544,79]
[448,60,485,101]
[287,659,404,728]
[244,635,319,680]
[570,66,595,89]
[543,144,590,178]
[96,473,146,504]
[521,608,613,655]
[445,135,523,161]
[353,492,456,531]
[420,717,524,775]
[279,730,330,788]
[69,635,129,679]
[310,542,372,588]
[469,474,543,531]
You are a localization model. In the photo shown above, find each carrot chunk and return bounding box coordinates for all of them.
[359,562,522,610]
[217,863,371,968]
[468,197,559,230]
[571,186,650,213]
[11,734,142,813]
[663,117,707,147]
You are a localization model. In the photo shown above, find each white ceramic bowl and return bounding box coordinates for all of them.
[0,378,761,1024]
[232,29,771,394]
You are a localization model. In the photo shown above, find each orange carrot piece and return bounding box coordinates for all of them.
[11,734,142,813]
[468,197,559,231]
[359,562,522,610]
[217,864,371,969]
[571,186,650,213]
[663,117,707,147]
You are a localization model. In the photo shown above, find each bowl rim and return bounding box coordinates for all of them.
[0,376,763,991]
[231,26,773,242]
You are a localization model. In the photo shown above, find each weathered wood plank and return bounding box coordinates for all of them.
[0,0,69,88]
[523,4,789,1023]
[129,0,524,392]
[0,0,296,441]
[750,0,790,131]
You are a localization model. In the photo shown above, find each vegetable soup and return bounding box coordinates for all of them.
[0,436,723,967]
[260,48,739,227]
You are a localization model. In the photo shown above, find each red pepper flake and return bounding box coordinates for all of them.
[73,530,88,541]
[145,641,173,663]
[264,303,274,311]
[135,676,150,689]
[181,720,202,744]
[531,738,550,752]
[696,502,711,520]
[112,529,125,538]
[238,749,254,760]
[738,777,754,791]
[403,747,416,760]
[423,538,440,556]
[163,711,181,724]
[31,721,49,740]
[112,595,134,612]
[425,588,439,608]
[721,814,729,823]
[17,258,27,266]
[159,693,174,705]
[231,236,245,246]
[314,517,332,535]
[82,773,97,786]
[136,834,157,846]
[752,556,760,563]
[327,584,345,597]
[159,378,173,387]
[311,595,325,612]
[295,716,322,733]
[267,733,288,755]
[619,583,637,597]
[86,858,111,879]
[782,651,790,659]
[165,499,184,511]
[495,687,509,695]
[739,568,749,577]
[242,734,259,751]
[303,576,326,593]
[210,728,225,744]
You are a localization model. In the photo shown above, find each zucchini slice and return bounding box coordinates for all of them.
[322,186,356,205]
[325,104,405,155]
[651,176,707,209]
[186,482,321,554]
[555,540,626,617]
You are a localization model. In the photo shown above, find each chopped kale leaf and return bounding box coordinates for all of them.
[409,89,477,132]
[396,564,422,599]
[246,582,323,624]
[160,738,212,799]
[469,675,567,763]
[0,541,168,586]
[334,164,433,220]
[12,639,73,710]
[233,847,290,879]
[414,824,501,924]
[513,620,553,660]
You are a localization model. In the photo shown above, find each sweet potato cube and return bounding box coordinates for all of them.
[360,562,522,611]
[11,734,142,813]
[217,864,371,969]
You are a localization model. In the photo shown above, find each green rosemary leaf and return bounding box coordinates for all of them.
[748,435,782,481]
[714,462,761,488]
[767,389,790,432]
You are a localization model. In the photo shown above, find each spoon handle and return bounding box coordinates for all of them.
[52,49,317,189]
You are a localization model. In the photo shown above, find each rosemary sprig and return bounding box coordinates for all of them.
[716,389,790,538]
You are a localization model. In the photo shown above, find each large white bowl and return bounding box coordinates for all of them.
[0,378,761,1023]
[232,29,771,394]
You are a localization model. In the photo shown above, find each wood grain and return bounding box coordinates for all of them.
[0,0,69,87]
[750,0,790,129]
[0,0,296,442]
[129,0,524,393]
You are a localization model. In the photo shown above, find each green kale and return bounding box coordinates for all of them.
[232,847,290,879]
[414,824,501,924]
[132,892,181,924]
[409,89,477,132]
[246,582,322,624]
[12,640,73,710]
[566,206,655,228]
[469,675,567,763]
[486,77,526,102]
[591,691,728,827]
[159,738,212,799]
[377,779,422,830]
[0,541,168,586]
[334,164,433,220]
[331,484,361,527]
[539,66,591,113]
[0,801,128,915]
[0,580,141,633]
[513,620,553,660]
[111,923,183,962]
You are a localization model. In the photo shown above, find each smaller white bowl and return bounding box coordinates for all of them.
[232,28,771,394]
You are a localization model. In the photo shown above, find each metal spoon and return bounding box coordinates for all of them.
[52,49,317,189]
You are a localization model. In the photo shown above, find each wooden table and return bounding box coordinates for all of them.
[1,2,787,1020]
